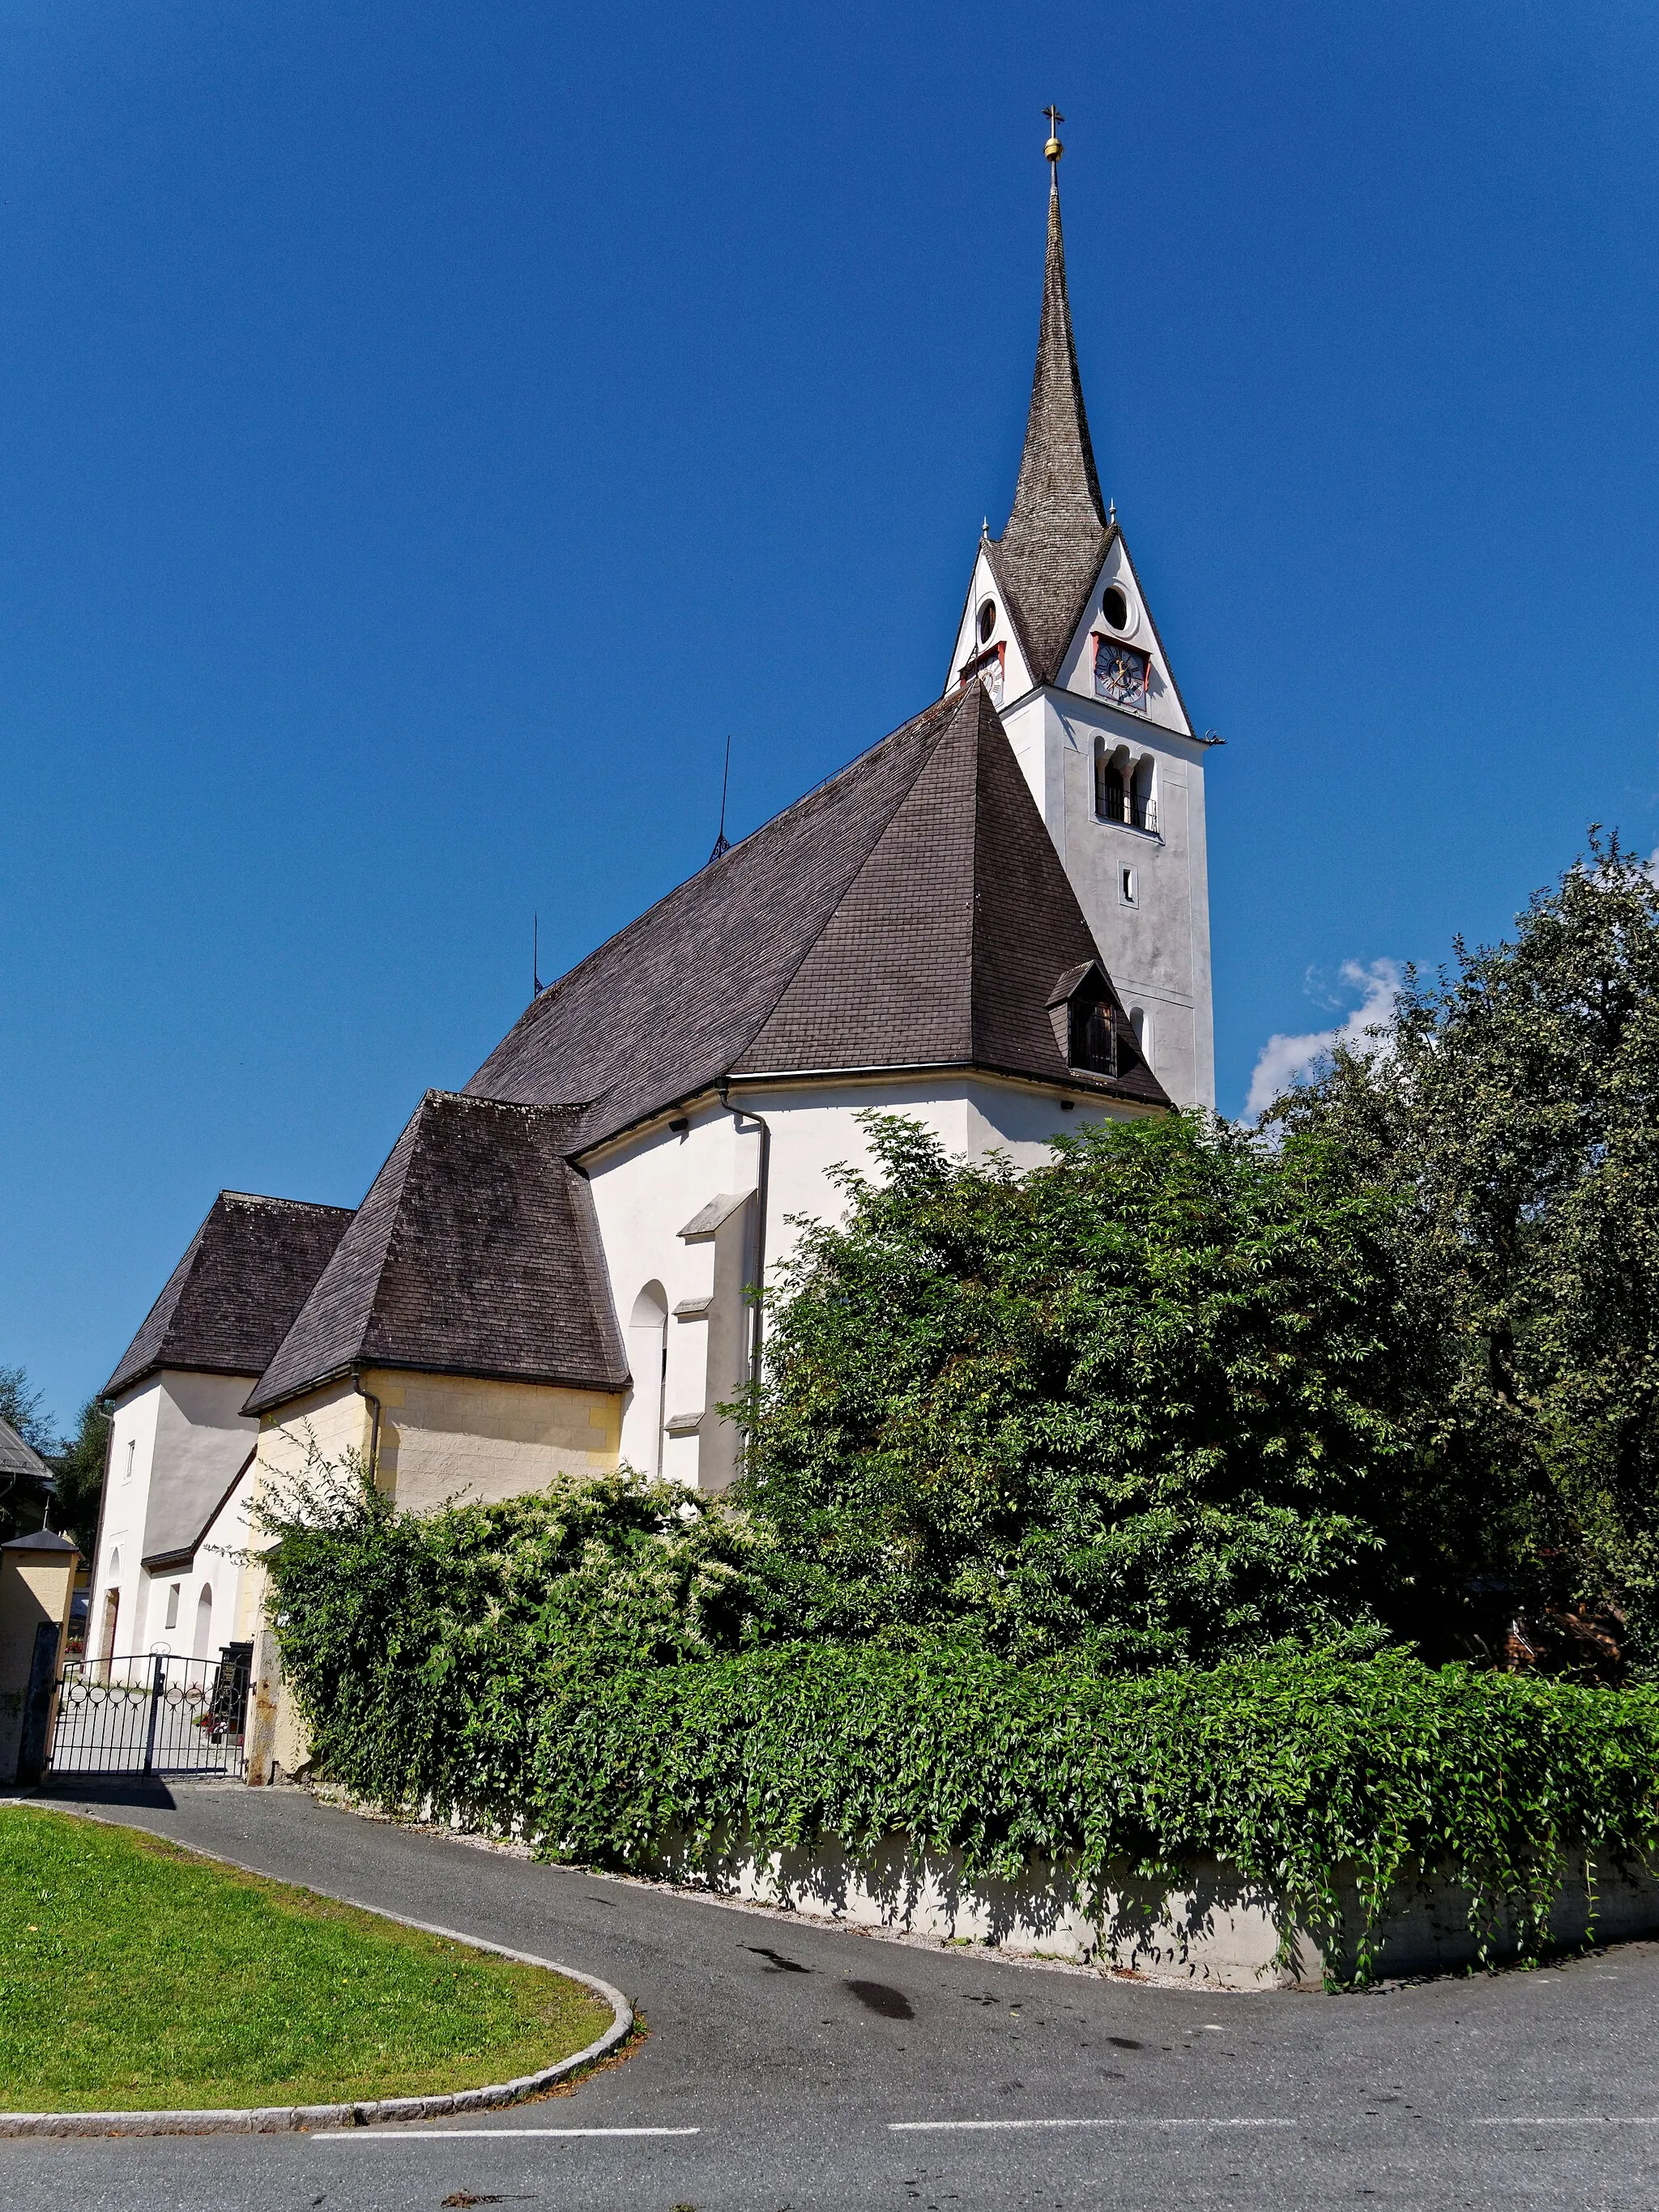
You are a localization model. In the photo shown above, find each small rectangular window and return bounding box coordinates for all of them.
[122,1438,135,1483]
[164,1583,180,1630]
[1120,867,1137,906]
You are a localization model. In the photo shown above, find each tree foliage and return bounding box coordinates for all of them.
[733,1110,1432,1669]
[1266,832,1659,1667]
[49,1397,110,1561]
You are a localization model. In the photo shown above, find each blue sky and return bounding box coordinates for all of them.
[4,0,1659,1434]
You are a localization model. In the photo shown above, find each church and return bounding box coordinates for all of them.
[86,143,1218,1670]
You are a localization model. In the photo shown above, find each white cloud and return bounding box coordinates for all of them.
[1244,958,1405,1122]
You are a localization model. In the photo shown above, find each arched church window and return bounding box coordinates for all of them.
[627,1284,669,1479]
[978,599,997,644]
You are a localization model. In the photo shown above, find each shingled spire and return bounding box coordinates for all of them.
[988,168,1112,686]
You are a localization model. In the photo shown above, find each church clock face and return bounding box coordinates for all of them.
[1094,634,1148,712]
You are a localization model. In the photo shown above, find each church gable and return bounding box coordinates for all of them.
[1051,530,1195,739]
[944,543,1035,708]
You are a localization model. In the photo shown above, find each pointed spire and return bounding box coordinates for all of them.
[987,134,1113,686]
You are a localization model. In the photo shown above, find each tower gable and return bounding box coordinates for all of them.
[1051,530,1194,739]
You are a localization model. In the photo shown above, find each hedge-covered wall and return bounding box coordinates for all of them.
[264,1473,1659,1981]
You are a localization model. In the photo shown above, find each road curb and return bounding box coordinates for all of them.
[0,1809,635,2137]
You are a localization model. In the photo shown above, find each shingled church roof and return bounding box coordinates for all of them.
[468,680,1167,1144]
[245,1093,629,1414]
[104,1192,355,1400]
[983,176,1115,687]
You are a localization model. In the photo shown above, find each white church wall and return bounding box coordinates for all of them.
[86,1370,262,1673]
[1052,535,1191,737]
[727,1074,1146,1282]
[586,1102,762,1490]
[87,1378,163,1669]
[135,1459,255,1664]
[996,685,1213,1110]
[942,547,1033,706]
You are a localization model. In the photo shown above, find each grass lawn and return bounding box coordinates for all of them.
[0,1806,615,2112]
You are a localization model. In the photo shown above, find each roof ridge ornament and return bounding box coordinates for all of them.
[1043,104,1064,168]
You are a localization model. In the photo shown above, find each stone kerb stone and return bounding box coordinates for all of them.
[642,1828,1659,1988]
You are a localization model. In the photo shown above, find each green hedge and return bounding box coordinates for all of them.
[289,1626,1659,1980]
[262,1469,1659,1982]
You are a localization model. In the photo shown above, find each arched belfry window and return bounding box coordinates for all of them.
[1095,741,1157,834]
[1095,745,1126,824]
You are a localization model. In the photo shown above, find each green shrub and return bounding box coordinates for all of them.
[735,1112,1433,1668]
[260,1448,762,1823]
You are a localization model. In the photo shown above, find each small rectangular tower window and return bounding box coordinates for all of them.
[1120,867,1137,906]
[122,1438,134,1483]
[164,1583,180,1630]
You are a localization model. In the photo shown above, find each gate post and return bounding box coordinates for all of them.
[15,1621,61,1785]
[141,1651,166,1774]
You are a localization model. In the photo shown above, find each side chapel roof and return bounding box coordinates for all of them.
[983,175,1114,687]
[246,1093,629,1414]
[0,1415,53,1484]
[468,679,1167,1141]
[104,1192,355,1401]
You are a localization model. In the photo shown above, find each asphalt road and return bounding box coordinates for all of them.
[6,1777,1659,2210]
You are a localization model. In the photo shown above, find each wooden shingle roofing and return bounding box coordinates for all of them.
[470,680,1166,1146]
[245,1094,629,1414]
[986,177,1113,688]
[103,1192,355,1401]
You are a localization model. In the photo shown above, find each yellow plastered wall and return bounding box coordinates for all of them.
[366,1370,622,1515]
[235,1382,375,1644]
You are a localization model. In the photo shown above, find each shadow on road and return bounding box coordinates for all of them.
[24,1774,180,1811]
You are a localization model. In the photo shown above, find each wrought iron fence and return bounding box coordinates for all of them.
[48,1646,252,1778]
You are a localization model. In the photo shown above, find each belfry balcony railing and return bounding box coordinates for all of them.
[1096,795,1160,837]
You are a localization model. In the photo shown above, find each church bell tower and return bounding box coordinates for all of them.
[945,121,1217,1110]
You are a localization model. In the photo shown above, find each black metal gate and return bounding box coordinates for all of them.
[47,1645,253,1779]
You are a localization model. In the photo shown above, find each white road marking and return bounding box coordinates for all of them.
[312,2126,699,2141]
[1473,2116,1659,2126]
[889,2118,1296,2132]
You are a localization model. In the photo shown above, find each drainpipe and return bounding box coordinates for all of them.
[350,1370,383,1489]
[719,1085,772,1392]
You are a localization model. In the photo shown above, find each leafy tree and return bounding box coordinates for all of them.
[0,1363,58,1542]
[49,1396,110,1559]
[1266,832,1659,1669]
[0,1365,54,1455]
[733,1110,1432,1670]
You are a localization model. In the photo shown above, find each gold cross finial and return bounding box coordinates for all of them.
[1043,105,1064,165]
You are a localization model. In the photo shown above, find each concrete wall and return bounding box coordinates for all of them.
[999,683,1213,1112]
[369,1370,621,1515]
[646,1831,1659,1989]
